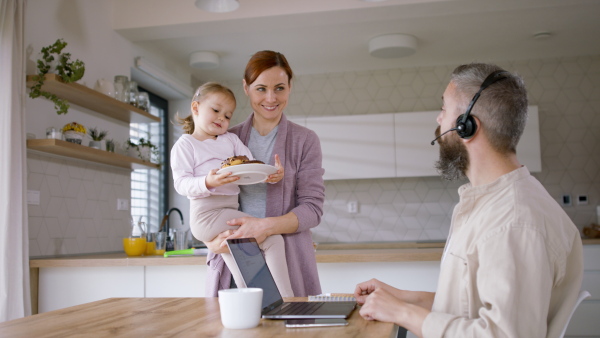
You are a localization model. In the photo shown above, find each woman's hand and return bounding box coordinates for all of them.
[204,230,235,254]
[265,154,284,184]
[225,217,271,244]
[205,168,239,189]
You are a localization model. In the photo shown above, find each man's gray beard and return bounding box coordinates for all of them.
[434,133,469,181]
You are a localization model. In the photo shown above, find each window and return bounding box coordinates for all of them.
[130,87,168,232]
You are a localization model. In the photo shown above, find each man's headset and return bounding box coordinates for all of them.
[431,70,510,145]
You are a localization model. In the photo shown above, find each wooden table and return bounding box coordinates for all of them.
[0,297,396,337]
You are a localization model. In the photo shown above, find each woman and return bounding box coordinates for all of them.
[204,50,325,297]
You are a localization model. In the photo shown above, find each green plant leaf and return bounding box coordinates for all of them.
[29,38,85,115]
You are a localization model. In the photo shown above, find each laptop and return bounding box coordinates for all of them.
[226,238,356,319]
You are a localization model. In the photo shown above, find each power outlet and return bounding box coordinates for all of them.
[577,195,588,205]
[117,198,129,211]
[347,201,358,214]
[27,190,40,205]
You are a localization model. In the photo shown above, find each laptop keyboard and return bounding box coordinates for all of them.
[279,301,324,315]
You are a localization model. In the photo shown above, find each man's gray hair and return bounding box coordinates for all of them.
[450,63,528,153]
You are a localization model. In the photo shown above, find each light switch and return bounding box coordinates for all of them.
[347,201,358,214]
[27,190,40,205]
[117,199,129,211]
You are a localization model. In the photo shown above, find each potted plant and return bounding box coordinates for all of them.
[105,139,115,152]
[28,39,85,115]
[88,127,108,150]
[125,138,139,158]
[137,138,158,162]
[62,122,87,144]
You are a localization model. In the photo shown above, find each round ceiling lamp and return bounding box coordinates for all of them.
[369,34,417,58]
[195,0,239,13]
[190,51,220,69]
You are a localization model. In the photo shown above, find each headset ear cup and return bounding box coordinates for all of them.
[456,114,476,139]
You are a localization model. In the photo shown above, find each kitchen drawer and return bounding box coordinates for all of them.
[583,245,600,270]
[581,271,600,301]
[565,301,600,336]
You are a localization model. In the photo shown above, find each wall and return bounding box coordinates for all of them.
[24,0,189,256]
[224,55,600,243]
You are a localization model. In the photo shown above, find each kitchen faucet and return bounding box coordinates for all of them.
[160,208,184,251]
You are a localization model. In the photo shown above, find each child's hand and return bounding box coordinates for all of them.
[265,154,284,184]
[205,168,239,189]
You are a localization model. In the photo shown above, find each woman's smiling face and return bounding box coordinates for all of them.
[243,66,291,122]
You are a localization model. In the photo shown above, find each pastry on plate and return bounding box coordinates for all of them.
[220,155,264,168]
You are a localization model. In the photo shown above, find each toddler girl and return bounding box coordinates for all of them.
[170,82,293,297]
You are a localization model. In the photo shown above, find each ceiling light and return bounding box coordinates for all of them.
[190,51,220,69]
[195,0,239,13]
[533,31,552,40]
[369,34,417,58]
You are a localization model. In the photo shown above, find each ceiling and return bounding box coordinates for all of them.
[113,0,600,85]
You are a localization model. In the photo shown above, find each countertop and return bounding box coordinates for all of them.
[29,239,600,268]
[30,242,445,268]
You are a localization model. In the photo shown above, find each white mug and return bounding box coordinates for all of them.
[218,288,263,329]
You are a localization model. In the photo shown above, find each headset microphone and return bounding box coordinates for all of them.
[431,127,458,145]
[430,70,510,146]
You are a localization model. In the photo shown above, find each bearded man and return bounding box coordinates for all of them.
[354,63,583,338]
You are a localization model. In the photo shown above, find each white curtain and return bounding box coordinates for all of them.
[0,0,31,322]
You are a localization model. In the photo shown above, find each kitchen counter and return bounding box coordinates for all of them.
[29,239,600,268]
[29,241,447,268]
[28,239,599,316]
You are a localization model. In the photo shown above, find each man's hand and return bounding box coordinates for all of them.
[354,278,392,305]
[359,287,405,323]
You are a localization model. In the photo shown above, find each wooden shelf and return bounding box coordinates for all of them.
[27,139,160,170]
[26,74,160,124]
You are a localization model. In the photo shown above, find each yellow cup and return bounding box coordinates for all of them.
[123,237,146,256]
[145,241,156,256]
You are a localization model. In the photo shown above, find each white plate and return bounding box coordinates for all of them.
[216,163,277,185]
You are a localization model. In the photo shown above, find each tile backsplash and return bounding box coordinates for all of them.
[27,55,600,256]
[27,154,132,257]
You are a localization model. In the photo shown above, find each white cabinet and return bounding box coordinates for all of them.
[517,106,541,172]
[565,245,600,337]
[292,106,541,180]
[304,114,396,180]
[394,111,439,177]
[37,265,208,313]
[38,266,145,313]
[317,261,440,294]
[393,107,541,177]
[145,265,207,297]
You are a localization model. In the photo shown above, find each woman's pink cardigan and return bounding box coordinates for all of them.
[205,113,326,297]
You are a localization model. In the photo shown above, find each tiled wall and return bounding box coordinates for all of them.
[229,55,600,243]
[27,154,132,256]
[27,55,600,256]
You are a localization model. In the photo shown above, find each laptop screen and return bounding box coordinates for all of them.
[227,238,283,311]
